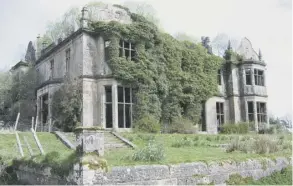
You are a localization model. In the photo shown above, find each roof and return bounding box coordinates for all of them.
[35,28,97,65]
[236,37,260,61]
[10,61,29,71]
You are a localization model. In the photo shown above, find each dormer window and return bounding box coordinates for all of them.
[254,69,264,86]
[119,40,136,61]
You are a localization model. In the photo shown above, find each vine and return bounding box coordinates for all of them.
[90,8,222,125]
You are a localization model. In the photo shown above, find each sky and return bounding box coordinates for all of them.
[0,0,292,119]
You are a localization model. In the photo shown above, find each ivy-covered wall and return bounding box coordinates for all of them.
[89,7,222,125]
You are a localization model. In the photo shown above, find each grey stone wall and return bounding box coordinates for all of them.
[15,157,292,185]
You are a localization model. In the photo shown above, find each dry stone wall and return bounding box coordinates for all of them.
[15,157,292,185]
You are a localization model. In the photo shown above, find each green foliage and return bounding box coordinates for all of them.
[166,117,196,134]
[253,136,279,154]
[226,167,292,185]
[90,11,222,127]
[129,140,165,162]
[134,115,161,133]
[220,122,249,134]
[51,78,82,132]
[171,136,193,147]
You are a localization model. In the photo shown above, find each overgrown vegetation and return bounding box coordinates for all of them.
[220,122,249,134]
[51,78,82,132]
[226,167,292,185]
[90,9,222,130]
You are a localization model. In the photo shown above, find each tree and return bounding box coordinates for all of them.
[211,33,240,57]
[0,72,12,123]
[123,1,161,27]
[174,32,198,43]
[51,78,82,132]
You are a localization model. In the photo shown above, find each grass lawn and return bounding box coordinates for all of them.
[105,133,292,167]
[0,132,74,165]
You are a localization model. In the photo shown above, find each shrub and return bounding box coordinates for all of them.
[171,137,193,147]
[220,122,249,134]
[252,136,279,154]
[130,141,165,162]
[167,117,195,134]
[193,136,200,141]
[134,115,161,133]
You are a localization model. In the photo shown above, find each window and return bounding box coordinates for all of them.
[245,69,252,85]
[119,40,136,61]
[65,49,70,74]
[216,102,224,127]
[254,69,264,86]
[105,86,113,128]
[50,59,54,79]
[247,101,254,122]
[118,86,133,128]
[257,102,267,123]
[217,69,222,85]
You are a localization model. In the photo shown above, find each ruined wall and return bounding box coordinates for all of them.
[15,157,292,185]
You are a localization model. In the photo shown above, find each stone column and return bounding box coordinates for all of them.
[72,128,106,185]
[253,101,258,132]
[112,83,118,131]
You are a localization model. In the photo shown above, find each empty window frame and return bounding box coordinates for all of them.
[118,86,133,128]
[257,102,267,123]
[216,102,224,126]
[65,48,71,74]
[247,101,254,122]
[105,86,113,128]
[119,40,136,61]
[245,68,252,85]
[254,69,264,86]
[217,69,222,85]
[50,59,54,79]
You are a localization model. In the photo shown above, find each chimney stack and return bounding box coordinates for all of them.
[80,7,89,29]
[36,34,41,59]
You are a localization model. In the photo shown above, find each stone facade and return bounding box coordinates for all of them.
[204,38,268,134]
[15,157,292,185]
[9,5,267,133]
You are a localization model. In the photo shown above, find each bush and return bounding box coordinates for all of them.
[220,122,249,134]
[226,136,250,153]
[129,141,165,162]
[253,136,279,154]
[134,115,161,133]
[171,137,193,147]
[166,117,196,134]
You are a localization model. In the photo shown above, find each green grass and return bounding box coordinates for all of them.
[0,132,73,164]
[103,133,292,167]
[227,166,292,185]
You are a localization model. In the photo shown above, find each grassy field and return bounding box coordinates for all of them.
[105,133,292,167]
[0,132,73,164]
[0,132,292,168]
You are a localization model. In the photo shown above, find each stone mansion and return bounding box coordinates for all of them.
[11,5,268,133]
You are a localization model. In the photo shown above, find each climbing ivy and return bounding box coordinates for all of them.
[90,9,222,125]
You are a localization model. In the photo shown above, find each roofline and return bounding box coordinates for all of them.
[35,28,97,65]
[10,61,29,71]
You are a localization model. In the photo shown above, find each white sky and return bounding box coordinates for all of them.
[0,0,292,119]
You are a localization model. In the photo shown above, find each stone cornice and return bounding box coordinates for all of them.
[36,78,63,90]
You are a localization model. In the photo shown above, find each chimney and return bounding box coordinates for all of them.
[80,7,89,29]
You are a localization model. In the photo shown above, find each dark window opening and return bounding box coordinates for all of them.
[254,69,264,86]
[65,48,70,74]
[257,102,266,123]
[217,69,222,85]
[245,69,252,85]
[247,101,254,122]
[105,86,113,128]
[41,94,49,125]
[50,59,54,79]
[119,40,136,61]
[216,102,224,129]
[117,86,133,128]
